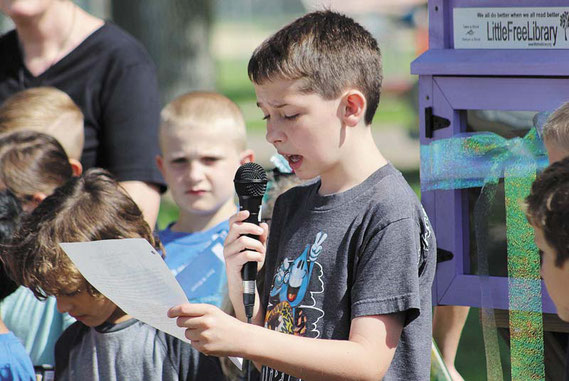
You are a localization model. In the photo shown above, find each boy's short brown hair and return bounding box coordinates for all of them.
[525,156,569,267]
[542,101,569,149]
[2,168,161,300]
[0,87,84,160]
[248,10,383,125]
[0,130,73,203]
[159,91,247,152]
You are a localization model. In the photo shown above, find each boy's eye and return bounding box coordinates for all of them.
[202,157,220,165]
[262,115,270,121]
[284,114,299,120]
[538,249,544,265]
[171,157,188,165]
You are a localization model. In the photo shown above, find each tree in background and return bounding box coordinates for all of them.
[112,0,215,105]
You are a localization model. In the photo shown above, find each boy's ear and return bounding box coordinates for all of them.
[69,159,83,176]
[341,90,366,127]
[239,149,255,165]
[156,155,165,175]
[23,192,48,212]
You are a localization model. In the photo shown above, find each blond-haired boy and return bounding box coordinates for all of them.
[157,91,254,307]
[541,101,569,163]
[169,11,436,381]
[0,86,84,161]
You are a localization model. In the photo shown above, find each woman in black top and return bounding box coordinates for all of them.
[0,0,163,227]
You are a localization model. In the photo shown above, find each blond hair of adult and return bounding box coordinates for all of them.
[159,91,247,152]
[0,87,84,160]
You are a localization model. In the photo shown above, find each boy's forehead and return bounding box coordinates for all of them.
[161,126,240,156]
[254,78,310,106]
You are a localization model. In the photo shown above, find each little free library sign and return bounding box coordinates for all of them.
[454,7,569,49]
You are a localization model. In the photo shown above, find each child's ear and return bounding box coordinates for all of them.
[24,192,48,212]
[156,155,165,175]
[239,149,255,165]
[341,90,366,127]
[69,159,83,176]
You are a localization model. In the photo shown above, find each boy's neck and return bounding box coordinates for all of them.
[318,126,388,195]
[172,200,237,233]
[107,307,132,325]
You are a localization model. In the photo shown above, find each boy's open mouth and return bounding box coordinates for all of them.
[287,155,302,163]
[284,154,303,171]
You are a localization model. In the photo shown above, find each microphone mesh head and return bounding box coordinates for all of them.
[234,162,268,197]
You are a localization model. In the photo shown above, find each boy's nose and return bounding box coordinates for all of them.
[187,162,205,182]
[266,121,285,145]
[55,296,72,314]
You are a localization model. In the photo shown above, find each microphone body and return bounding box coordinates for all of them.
[237,194,262,318]
[233,163,268,320]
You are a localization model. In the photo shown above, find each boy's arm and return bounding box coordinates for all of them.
[168,303,403,381]
[246,312,404,381]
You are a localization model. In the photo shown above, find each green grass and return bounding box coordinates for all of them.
[157,198,178,231]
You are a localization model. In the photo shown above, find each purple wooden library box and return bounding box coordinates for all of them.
[411,0,569,314]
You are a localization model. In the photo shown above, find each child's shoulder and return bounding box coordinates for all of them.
[159,220,229,245]
[357,164,423,224]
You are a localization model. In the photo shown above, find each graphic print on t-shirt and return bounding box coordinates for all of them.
[265,232,327,338]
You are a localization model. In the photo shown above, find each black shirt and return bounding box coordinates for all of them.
[0,22,164,186]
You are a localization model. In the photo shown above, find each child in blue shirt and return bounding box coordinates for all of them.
[157,91,254,307]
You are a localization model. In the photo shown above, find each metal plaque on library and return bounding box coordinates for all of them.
[453,7,569,49]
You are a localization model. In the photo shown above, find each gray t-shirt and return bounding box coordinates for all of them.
[260,164,436,381]
[55,318,225,381]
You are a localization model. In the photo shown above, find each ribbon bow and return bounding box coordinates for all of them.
[421,128,548,380]
[421,127,548,192]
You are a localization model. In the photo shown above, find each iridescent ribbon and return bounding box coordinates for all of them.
[421,128,548,380]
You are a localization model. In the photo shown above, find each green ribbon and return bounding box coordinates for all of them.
[421,128,548,380]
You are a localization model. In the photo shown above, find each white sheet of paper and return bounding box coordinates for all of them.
[59,238,242,369]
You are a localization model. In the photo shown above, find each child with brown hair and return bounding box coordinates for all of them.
[3,168,225,381]
[0,130,82,210]
[169,10,436,381]
[0,130,80,369]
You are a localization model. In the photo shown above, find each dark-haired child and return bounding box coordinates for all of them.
[526,156,569,380]
[0,130,80,367]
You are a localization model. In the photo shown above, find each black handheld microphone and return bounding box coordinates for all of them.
[233,162,268,320]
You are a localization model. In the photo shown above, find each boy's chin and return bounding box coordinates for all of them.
[184,206,224,216]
